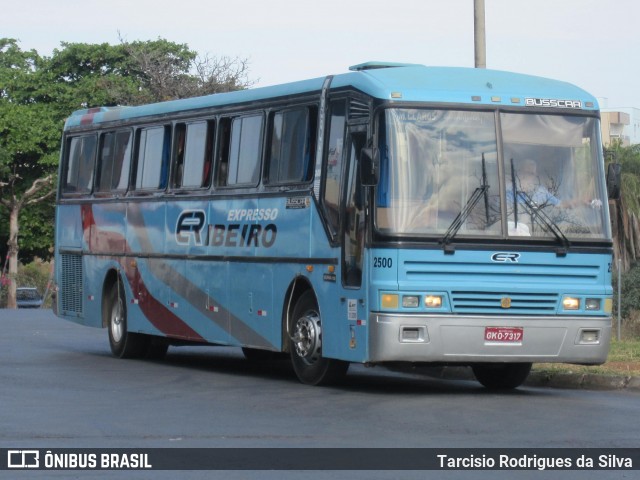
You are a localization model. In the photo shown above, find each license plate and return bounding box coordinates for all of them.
[484,326,523,343]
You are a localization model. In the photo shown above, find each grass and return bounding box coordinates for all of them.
[532,338,640,377]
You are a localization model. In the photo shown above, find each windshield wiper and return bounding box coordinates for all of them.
[510,158,519,227]
[441,186,488,253]
[441,155,490,253]
[516,191,571,256]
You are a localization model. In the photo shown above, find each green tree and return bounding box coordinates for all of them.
[1,38,253,308]
[47,38,254,107]
[0,39,58,308]
[605,141,640,273]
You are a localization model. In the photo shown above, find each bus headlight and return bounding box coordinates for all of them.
[402,295,420,308]
[562,296,580,310]
[425,295,443,308]
[585,298,601,311]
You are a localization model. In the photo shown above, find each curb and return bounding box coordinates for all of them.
[402,365,640,391]
[526,371,639,391]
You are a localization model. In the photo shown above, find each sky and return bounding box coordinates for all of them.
[2,0,639,108]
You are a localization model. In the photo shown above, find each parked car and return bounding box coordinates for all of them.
[16,287,43,308]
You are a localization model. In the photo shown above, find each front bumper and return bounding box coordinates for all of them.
[368,313,611,365]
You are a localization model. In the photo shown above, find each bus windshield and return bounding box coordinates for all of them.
[375,108,610,242]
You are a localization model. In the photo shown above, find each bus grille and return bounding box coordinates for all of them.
[451,291,559,313]
[61,254,83,315]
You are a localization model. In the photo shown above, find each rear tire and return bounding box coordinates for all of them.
[106,280,148,359]
[472,363,532,390]
[289,291,348,385]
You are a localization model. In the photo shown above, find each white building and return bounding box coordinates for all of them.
[599,99,640,146]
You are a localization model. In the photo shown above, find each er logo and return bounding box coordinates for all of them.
[176,210,206,246]
[491,252,520,263]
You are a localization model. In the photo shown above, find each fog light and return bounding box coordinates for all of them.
[402,327,420,341]
[585,298,601,311]
[400,326,427,343]
[562,297,580,310]
[402,295,420,308]
[425,295,443,308]
[580,329,600,344]
[382,294,399,309]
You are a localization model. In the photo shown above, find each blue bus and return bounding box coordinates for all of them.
[55,62,616,389]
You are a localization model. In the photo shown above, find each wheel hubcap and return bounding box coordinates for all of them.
[292,311,322,365]
[110,297,124,343]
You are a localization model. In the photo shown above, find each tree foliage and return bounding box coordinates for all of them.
[605,141,640,281]
[0,37,254,306]
[605,141,640,215]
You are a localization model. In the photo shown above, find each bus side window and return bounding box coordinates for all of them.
[267,107,316,184]
[63,135,97,194]
[202,120,215,188]
[227,114,263,186]
[133,125,171,191]
[173,121,211,189]
[216,118,232,187]
[172,124,186,188]
[97,130,131,193]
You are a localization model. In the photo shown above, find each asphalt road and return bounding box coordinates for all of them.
[1,309,638,480]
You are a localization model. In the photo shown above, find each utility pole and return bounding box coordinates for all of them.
[474,0,487,68]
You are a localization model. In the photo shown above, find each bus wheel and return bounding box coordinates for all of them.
[106,281,148,359]
[289,291,348,385]
[472,363,532,390]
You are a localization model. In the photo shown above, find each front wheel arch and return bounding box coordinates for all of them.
[281,276,313,353]
[288,289,348,385]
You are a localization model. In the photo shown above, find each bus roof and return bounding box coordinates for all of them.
[64,63,599,129]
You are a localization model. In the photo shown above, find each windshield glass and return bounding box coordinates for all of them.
[502,113,609,240]
[375,108,610,242]
[376,109,500,236]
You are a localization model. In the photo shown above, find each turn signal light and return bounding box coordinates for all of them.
[381,294,399,309]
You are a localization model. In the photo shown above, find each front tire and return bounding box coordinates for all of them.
[106,280,148,359]
[472,363,532,390]
[289,291,348,385]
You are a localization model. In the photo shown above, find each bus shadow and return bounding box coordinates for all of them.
[146,346,546,397]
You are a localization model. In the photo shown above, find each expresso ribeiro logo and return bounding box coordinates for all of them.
[175,209,278,248]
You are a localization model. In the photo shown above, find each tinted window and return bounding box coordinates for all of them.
[135,126,170,190]
[97,130,132,192]
[225,115,263,186]
[173,121,213,189]
[63,135,97,193]
[267,108,315,184]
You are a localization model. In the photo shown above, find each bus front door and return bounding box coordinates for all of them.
[342,131,366,288]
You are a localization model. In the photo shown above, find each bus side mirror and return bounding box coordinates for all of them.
[606,163,622,200]
[360,147,379,187]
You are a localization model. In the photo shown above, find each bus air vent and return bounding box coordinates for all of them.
[349,98,370,120]
[61,253,83,316]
